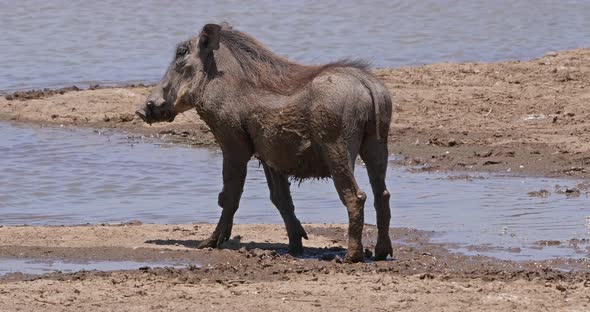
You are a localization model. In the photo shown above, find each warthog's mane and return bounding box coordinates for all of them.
[218,26,370,95]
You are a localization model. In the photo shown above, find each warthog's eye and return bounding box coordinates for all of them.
[175,44,189,59]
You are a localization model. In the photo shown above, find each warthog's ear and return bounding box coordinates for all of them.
[199,24,221,53]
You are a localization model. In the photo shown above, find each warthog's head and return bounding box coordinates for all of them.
[136,24,222,124]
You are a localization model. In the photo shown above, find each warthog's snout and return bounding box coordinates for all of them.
[135,106,148,123]
[136,99,176,124]
[135,101,154,124]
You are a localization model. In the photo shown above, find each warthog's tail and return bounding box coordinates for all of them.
[353,73,391,141]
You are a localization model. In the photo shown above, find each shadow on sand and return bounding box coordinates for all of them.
[144,237,347,259]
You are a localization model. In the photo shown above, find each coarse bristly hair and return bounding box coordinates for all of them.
[217,24,371,95]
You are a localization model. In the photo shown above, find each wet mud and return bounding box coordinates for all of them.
[1,223,589,311]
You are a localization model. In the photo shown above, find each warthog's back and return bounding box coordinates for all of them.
[245,67,389,180]
[245,91,330,180]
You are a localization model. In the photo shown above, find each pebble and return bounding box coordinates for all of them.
[544,51,559,57]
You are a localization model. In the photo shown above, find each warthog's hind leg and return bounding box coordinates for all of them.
[360,134,393,260]
[322,140,366,263]
[262,163,308,256]
[198,155,248,249]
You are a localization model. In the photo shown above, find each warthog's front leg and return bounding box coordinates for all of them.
[198,155,248,249]
[262,163,308,255]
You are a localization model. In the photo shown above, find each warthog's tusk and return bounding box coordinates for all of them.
[175,86,190,107]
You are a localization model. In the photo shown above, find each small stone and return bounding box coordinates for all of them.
[536,240,561,246]
[508,247,521,253]
[419,273,434,280]
[527,190,550,198]
[544,51,558,57]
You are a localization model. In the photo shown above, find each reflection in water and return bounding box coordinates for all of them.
[1,0,589,90]
[0,122,589,260]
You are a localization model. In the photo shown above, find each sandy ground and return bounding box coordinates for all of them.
[1,223,590,311]
[1,49,590,177]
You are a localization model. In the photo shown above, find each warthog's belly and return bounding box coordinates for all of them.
[256,143,331,180]
[248,114,331,180]
[257,141,330,180]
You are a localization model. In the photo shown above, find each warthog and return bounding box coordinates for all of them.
[136,23,392,262]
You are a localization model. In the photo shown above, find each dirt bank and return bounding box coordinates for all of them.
[1,48,589,177]
[1,223,589,311]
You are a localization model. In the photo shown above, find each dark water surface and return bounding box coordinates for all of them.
[1,0,589,91]
[1,122,589,261]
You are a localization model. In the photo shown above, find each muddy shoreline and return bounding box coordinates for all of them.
[1,223,590,311]
[2,48,590,178]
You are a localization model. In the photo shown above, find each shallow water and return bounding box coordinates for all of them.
[0,257,187,276]
[1,122,589,261]
[1,0,589,91]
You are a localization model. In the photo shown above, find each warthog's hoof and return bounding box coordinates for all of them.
[286,225,307,256]
[197,237,220,249]
[287,242,304,256]
[197,233,230,249]
[198,223,233,249]
[374,237,393,261]
[344,249,365,263]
